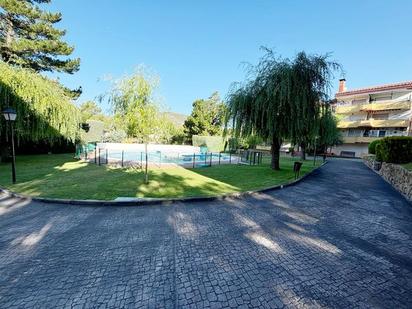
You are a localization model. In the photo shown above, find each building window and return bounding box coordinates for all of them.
[372,113,389,120]
[371,93,392,101]
[352,98,367,104]
[348,129,362,137]
[378,130,386,137]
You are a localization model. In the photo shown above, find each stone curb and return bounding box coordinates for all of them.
[0,161,327,207]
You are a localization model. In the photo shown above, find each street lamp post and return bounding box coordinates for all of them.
[2,108,17,184]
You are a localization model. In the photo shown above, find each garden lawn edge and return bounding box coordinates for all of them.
[0,162,327,206]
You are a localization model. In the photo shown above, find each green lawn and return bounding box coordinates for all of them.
[401,162,412,171]
[0,154,321,200]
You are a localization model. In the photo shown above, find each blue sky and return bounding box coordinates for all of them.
[49,0,412,115]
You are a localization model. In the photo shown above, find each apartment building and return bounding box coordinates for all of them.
[332,79,412,157]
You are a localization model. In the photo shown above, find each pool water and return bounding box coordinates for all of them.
[100,150,233,166]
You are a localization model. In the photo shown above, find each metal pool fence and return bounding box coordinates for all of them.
[75,144,244,168]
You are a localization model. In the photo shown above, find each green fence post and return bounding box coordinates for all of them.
[218,152,221,165]
[98,148,101,165]
[106,149,108,164]
[209,152,212,167]
[121,150,124,167]
[229,152,232,164]
[193,153,195,168]
[94,144,97,164]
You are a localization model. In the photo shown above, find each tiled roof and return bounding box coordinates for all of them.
[336,81,412,97]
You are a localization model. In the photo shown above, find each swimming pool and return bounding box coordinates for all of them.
[104,150,235,167]
[79,143,238,168]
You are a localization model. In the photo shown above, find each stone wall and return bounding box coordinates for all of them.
[364,157,412,201]
[379,163,412,201]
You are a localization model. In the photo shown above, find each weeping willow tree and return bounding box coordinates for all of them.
[0,61,81,145]
[226,49,339,170]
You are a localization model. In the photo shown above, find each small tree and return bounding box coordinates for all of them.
[107,68,171,183]
[318,102,342,153]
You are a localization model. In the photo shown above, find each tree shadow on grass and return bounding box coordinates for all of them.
[0,156,241,200]
[187,157,318,192]
[0,154,320,200]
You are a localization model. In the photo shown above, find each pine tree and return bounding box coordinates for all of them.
[0,0,80,74]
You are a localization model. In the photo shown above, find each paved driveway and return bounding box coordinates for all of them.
[0,160,411,308]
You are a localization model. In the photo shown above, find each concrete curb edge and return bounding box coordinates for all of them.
[0,161,327,207]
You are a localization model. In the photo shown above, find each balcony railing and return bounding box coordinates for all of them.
[337,119,409,128]
[342,136,381,143]
[335,105,362,114]
[336,100,411,114]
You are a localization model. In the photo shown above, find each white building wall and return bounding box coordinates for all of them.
[332,144,369,158]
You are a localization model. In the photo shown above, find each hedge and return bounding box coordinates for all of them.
[368,139,381,154]
[375,136,412,164]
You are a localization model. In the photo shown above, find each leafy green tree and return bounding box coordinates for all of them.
[289,52,339,160]
[318,102,342,153]
[183,92,226,139]
[0,0,80,74]
[79,101,103,123]
[107,68,172,183]
[226,49,339,170]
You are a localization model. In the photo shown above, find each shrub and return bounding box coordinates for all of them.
[368,139,381,154]
[376,136,412,164]
[375,142,383,162]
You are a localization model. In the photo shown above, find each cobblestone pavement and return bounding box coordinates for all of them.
[0,159,411,308]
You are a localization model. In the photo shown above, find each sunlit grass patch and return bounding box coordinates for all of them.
[0,153,321,200]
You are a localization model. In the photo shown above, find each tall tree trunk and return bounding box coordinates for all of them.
[271,137,282,170]
[300,142,306,161]
[144,143,149,184]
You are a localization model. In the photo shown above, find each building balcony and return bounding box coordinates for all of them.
[335,105,362,114]
[337,119,409,129]
[335,100,411,114]
[342,136,381,144]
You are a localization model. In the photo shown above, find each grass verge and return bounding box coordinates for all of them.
[0,153,321,200]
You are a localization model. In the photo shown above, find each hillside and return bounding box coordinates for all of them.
[164,112,187,127]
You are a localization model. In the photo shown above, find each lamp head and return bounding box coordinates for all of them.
[2,108,17,121]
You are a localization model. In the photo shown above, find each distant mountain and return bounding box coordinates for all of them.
[164,112,187,127]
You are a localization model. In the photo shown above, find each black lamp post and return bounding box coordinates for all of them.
[2,108,17,183]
